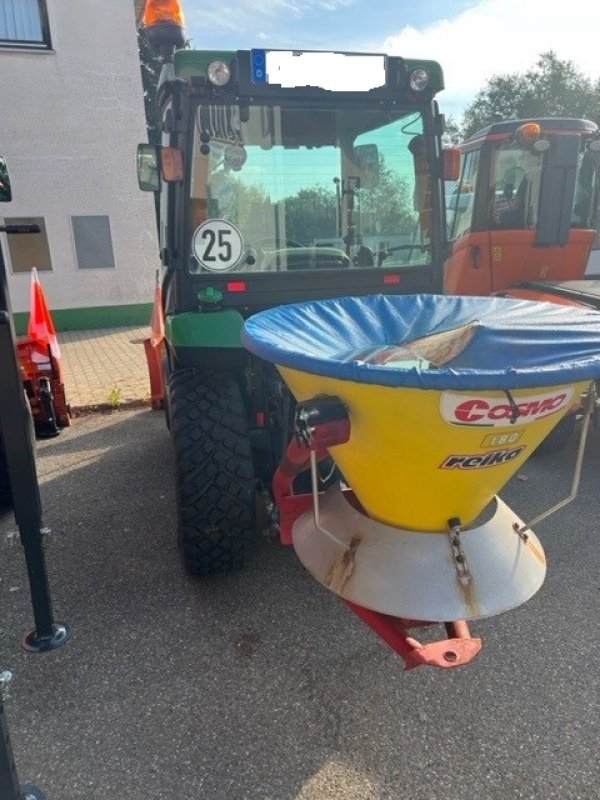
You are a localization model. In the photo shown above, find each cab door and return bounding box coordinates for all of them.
[445,148,493,296]
[445,230,492,295]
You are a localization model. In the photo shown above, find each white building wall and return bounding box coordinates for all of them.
[0,0,159,319]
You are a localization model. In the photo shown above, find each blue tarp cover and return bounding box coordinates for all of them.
[242,294,600,389]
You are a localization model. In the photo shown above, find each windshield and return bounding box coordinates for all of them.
[487,137,599,231]
[189,103,433,274]
[488,145,544,230]
[572,149,599,228]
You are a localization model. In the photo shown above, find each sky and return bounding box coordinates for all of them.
[183,0,600,122]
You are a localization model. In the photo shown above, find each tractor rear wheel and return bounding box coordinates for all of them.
[169,367,257,575]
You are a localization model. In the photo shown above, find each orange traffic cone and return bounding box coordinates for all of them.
[24,268,66,436]
[145,270,166,409]
[149,270,165,347]
[27,267,60,360]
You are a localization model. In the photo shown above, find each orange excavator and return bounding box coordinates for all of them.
[445,118,600,300]
[444,118,600,451]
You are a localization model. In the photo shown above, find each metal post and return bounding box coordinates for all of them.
[0,225,70,652]
[0,672,47,800]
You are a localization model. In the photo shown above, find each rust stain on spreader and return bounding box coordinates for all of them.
[325,534,361,595]
[525,535,546,566]
[455,571,483,619]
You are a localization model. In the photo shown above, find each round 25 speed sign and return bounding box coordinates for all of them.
[192,219,244,272]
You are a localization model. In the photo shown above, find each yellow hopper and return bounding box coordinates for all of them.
[243,294,600,621]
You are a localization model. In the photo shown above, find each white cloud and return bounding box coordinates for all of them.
[187,0,354,28]
[379,0,600,120]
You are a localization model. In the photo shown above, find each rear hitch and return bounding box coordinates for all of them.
[344,602,482,670]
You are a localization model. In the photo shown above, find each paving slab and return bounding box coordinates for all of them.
[57,326,151,410]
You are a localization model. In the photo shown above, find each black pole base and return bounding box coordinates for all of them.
[34,426,60,440]
[20,785,48,800]
[20,623,71,653]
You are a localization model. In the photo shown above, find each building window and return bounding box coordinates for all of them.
[0,0,51,50]
[72,216,116,269]
[4,216,52,272]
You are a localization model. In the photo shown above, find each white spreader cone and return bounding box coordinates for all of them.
[292,484,546,621]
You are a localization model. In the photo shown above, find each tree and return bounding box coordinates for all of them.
[462,52,600,138]
[442,116,462,147]
[229,181,275,236]
[137,30,162,145]
[137,28,163,229]
[359,160,415,235]
[282,163,416,246]
[284,187,337,243]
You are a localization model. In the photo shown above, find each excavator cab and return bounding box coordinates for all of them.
[445,118,600,295]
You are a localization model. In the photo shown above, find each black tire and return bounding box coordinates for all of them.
[533,412,577,456]
[169,367,256,575]
[162,355,171,431]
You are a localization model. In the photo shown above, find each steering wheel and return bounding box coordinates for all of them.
[377,243,428,266]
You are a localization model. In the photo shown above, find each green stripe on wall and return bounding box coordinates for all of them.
[13,302,153,335]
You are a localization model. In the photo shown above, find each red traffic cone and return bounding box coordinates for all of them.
[27,268,60,360]
[150,270,165,347]
[145,270,166,409]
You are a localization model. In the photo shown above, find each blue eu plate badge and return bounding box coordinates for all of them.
[251,49,267,83]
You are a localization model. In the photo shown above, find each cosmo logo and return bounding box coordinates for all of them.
[440,388,575,428]
[441,447,526,470]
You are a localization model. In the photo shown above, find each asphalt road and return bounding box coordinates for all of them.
[1,408,599,800]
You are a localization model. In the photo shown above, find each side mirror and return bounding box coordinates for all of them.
[137,144,160,192]
[137,144,184,192]
[352,143,380,189]
[0,156,12,202]
[443,148,461,182]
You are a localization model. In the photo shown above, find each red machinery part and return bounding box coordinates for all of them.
[344,601,482,670]
[272,400,483,669]
[17,338,70,433]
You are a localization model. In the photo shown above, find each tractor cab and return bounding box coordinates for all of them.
[138,48,449,313]
[445,118,600,296]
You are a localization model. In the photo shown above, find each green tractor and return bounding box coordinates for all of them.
[138,5,454,576]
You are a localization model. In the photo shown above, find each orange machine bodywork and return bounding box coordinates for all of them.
[445,228,596,296]
[444,118,600,302]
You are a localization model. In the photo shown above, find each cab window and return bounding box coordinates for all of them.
[488,146,543,230]
[447,150,478,240]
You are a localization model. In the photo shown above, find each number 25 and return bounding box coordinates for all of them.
[202,229,232,262]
